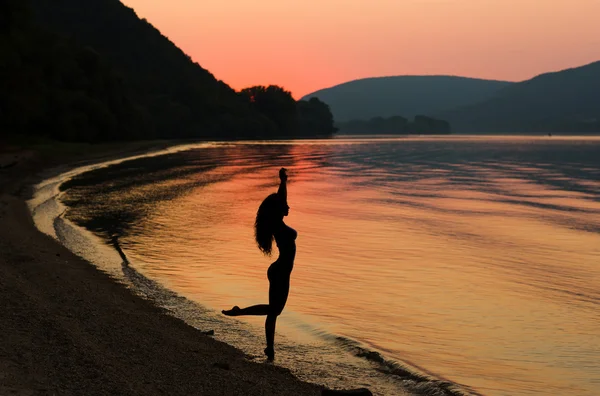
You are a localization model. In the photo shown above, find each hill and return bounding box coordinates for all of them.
[26,0,245,138]
[302,76,512,122]
[1,0,335,142]
[439,61,600,133]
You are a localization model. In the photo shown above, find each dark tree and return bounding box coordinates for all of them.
[410,115,451,134]
[240,85,297,136]
[297,97,337,136]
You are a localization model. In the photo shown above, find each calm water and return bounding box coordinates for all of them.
[55,137,600,395]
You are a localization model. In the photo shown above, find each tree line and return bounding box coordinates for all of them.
[336,115,451,135]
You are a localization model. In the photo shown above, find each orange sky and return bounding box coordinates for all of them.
[121,0,600,98]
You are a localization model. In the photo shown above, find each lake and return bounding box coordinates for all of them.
[54,136,600,395]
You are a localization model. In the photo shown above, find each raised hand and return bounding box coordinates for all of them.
[279,168,288,181]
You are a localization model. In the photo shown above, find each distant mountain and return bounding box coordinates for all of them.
[439,61,600,133]
[302,76,512,122]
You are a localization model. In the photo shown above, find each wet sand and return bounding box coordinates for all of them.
[0,145,328,396]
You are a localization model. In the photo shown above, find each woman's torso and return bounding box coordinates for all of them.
[273,221,297,268]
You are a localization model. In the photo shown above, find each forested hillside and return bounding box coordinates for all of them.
[1,0,336,142]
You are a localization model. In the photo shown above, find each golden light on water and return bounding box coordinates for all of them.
[61,137,600,395]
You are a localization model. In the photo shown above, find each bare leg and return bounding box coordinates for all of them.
[222,265,290,361]
[222,304,270,316]
[262,273,290,360]
[264,314,277,360]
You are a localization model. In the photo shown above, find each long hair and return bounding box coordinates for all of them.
[255,193,283,255]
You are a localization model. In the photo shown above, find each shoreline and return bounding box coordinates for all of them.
[0,143,338,396]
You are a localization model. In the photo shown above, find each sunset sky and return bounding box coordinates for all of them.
[121,0,600,98]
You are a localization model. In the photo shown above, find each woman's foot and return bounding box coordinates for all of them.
[264,346,275,361]
[221,306,241,316]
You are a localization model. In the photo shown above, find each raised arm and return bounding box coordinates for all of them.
[277,168,287,202]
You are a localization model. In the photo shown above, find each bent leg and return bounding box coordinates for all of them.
[222,304,270,316]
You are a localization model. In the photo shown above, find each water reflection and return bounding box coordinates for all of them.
[62,137,600,396]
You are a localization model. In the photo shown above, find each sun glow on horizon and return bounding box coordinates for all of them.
[121,0,600,98]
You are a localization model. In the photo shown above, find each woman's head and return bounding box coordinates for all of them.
[255,193,289,255]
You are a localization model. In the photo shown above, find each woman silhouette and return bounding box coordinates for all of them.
[222,168,296,361]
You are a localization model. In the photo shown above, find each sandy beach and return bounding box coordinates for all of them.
[0,145,331,396]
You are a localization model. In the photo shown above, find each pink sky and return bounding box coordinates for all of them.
[122,0,600,98]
